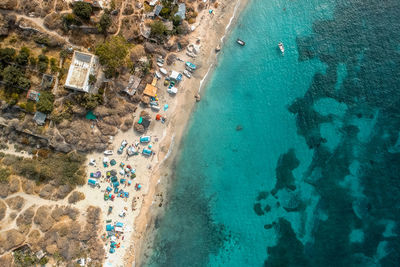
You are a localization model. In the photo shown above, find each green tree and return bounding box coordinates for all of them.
[73,2,92,21]
[2,66,31,92]
[29,56,37,67]
[25,101,35,113]
[36,91,54,114]
[98,10,112,33]
[150,20,167,37]
[16,47,30,66]
[95,36,129,77]
[0,47,16,70]
[88,74,97,85]
[37,54,49,73]
[172,15,182,26]
[50,58,58,73]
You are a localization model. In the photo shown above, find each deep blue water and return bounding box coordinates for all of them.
[144,0,400,266]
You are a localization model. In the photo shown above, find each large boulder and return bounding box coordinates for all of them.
[97,122,118,136]
[34,205,55,232]
[0,229,25,252]
[16,205,36,227]
[134,122,145,133]
[5,196,25,211]
[166,54,177,65]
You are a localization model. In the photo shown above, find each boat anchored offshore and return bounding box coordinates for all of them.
[236,38,245,46]
[278,42,285,55]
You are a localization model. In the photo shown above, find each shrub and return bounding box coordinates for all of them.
[150,20,167,37]
[29,56,37,68]
[16,47,30,66]
[0,168,10,183]
[73,2,92,21]
[38,54,49,73]
[172,15,182,26]
[98,10,112,33]
[36,91,54,114]
[25,101,35,113]
[50,58,58,73]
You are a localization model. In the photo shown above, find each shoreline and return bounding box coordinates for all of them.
[125,0,251,265]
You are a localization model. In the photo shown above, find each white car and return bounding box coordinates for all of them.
[104,150,113,155]
[183,70,191,78]
[167,87,178,94]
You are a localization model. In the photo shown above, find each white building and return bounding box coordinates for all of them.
[65,51,99,93]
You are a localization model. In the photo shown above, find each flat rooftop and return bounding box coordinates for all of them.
[65,51,96,93]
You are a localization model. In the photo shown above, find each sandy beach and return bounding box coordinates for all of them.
[122,0,251,265]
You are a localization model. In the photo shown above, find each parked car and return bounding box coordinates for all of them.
[104,150,113,155]
[90,171,101,178]
[167,87,178,94]
[118,140,128,154]
[186,61,197,70]
[183,70,191,78]
[140,136,151,143]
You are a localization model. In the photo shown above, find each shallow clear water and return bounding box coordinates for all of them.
[145,0,400,266]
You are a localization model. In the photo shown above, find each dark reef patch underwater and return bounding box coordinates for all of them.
[262,0,400,266]
[144,0,400,266]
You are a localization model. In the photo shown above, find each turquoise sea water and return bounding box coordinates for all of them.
[145,0,400,266]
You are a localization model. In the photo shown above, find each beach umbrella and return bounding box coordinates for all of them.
[103,157,109,163]
[110,170,117,176]
[127,165,132,169]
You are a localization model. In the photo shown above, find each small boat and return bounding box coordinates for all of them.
[236,38,245,46]
[278,42,285,54]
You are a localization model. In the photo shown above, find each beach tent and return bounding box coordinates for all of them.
[116,222,124,227]
[106,225,114,231]
[106,186,112,192]
[120,179,126,183]
[115,226,124,233]
[111,176,118,183]
[130,168,136,174]
[114,188,119,194]
[109,248,115,254]
[113,182,120,188]
[85,111,97,120]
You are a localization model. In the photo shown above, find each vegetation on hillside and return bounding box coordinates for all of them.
[95,36,129,77]
[73,2,93,21]
[2,152,86,186]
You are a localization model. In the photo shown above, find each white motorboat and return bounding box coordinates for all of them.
[278,42,285,55]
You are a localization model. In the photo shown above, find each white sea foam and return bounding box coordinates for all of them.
[199,0,243,93]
